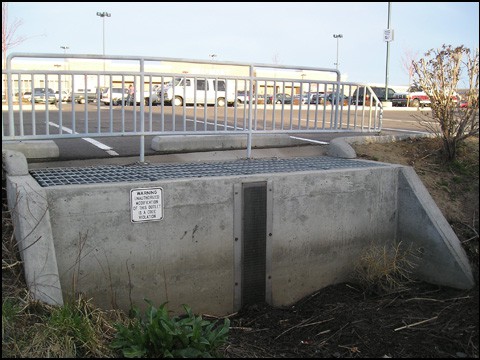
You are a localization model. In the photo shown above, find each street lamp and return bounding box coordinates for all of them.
[96,11,111,56]
[333,34,343,71]
[60,45,69,54]
[96,11,111,87]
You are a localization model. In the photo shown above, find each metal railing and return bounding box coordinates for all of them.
[2,53,383,160]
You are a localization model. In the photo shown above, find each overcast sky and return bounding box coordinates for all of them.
[5,2,479,87]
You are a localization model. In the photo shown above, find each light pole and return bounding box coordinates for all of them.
[333,34,343,71]
[59,47,69,90]
[96,11,111,87]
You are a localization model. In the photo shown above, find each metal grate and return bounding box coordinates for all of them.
[242,182,267,307]
[29,156,387,187]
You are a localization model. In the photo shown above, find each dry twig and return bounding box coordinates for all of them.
[394,316,438,331]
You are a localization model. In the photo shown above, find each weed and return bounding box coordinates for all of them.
[352,241,419,295]
[110,299,230,358]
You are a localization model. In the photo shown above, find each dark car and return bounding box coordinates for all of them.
[266,93,292,104]
[307,93,327,105]
[325,92,350,105]
[351,86,395,106]
[392,92,408,107]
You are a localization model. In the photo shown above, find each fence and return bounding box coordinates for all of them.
[2,53,383,160]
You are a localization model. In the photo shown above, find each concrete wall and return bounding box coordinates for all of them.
[32,166,397,315]
[3,150,474,316]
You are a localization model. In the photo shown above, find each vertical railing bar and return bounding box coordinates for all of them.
[246,65,254,158]
[233,79,238,130]
[97,75,101,134]
[193,77,197,132]
[139,60,145,163]
[44,74,50,135]
[262,80,267,130]
[17,73,24,136]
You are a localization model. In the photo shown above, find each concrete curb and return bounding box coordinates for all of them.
[2,140,60,160]
[151,134,307,153]
[327,133,436,159]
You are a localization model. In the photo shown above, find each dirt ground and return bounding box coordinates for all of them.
[222,136,479,358]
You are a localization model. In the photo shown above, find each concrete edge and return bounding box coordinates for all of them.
[397,166,475,289]
[327,133,436,159]
[2,140,60,160]
[151,134,308,153]
[4,150,64,305]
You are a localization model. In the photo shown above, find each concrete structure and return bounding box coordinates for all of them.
[2,139,474,316]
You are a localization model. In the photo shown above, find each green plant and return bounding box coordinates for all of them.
[2,298,22,340]
[353,241,419,295]
[110,299,230,358]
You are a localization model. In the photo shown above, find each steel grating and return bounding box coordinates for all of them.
[29,156,387,187]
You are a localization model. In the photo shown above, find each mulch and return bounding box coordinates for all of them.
[221,281,479,358]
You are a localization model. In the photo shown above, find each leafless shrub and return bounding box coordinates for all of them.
[411,45,479,161]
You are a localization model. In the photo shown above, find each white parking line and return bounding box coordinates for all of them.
[48,122,119,156]
[289,136,329,145]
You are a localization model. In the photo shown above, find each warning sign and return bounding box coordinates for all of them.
[383,29,394,42]
[130,187,164,223]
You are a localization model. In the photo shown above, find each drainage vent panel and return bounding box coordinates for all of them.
[29,156,386,187]
[241,182,267,307]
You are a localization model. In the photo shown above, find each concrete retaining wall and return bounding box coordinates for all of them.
[3,150,474,316]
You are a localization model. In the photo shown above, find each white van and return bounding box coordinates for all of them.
[161,77,235,107]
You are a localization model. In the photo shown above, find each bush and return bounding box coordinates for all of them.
[110,300,230,358]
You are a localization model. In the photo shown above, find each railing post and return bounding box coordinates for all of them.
[139,58,145,163]
[247,65,255,159]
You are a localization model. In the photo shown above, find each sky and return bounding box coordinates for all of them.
[5,2,479,87]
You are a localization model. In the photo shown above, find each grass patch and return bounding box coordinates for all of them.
[352,241,420,295]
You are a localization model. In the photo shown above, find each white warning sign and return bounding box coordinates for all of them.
[130,187,164,223]
[383,29,394,42]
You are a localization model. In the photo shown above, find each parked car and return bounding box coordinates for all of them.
[266,93,292,104]
[55,90,70,102]
[406,85,460,108]
[160,77,235,107]
[307,92,327,105]
[392,92,408,107]
[101,87,129,105]
[302,93,321,104]
[22,91,31,101]
[406,85,430,108]
[325,92,350,105]
[236,90,253,104]
[255,94,266,105]
[351,86,396,106]
[66,88,98,104]
[30,88,56,104]
[292,94,312,105]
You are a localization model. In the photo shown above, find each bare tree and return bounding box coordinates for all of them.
[401,48,418,88]
[2,2,26,100]
[411,44,479,161]
[2,2,26,68]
